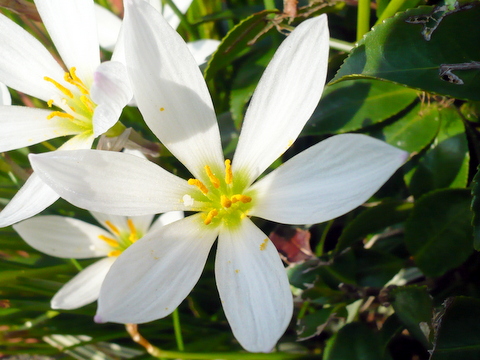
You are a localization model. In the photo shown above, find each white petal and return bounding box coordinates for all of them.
[186,39,220,65]
[51,257,115,310]
[0,83,11,105]
[95,214,218,323]
[90,211,154,236]
[0,173,59,228]
[34,0,100,83]
[0,12,66,102]
[94,4,122,52]
[216,218,292,352]
[59,132,95,150]
[90,61,133,137]
[29,149,193,216]
[233,15,330,185]
[124,0,224,178]
[0,106,83,152]
[13,216,112,258]
[149,211,185,232]
[250,134,409,224]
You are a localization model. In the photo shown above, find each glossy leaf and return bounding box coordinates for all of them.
[407,106,469,198]
[324,322,392,360]
[204,10,277,81]
[336,200,413,252]
[391,286,433,347]
[404,189,474,277]
[471,166,480,250]
[334,3,480,101]
[430,297,480,360]
[304,79,419,135]
[354,248,404,288]
[369,102,440,153]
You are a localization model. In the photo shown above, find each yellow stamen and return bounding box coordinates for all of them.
[80,95,95,113]
[108,250,122,257]
[160,107,165,111]
[225,159,233,185]
[46,111,74,120]
[205,165,220,188]
[105,220,120,236]
[65,67,89,94]
[98,235,120,248]
[127,219,138,243]
[260,238,268,251]
[204,209,218,225]
[44,76,73,98]
[188,179,209,195]
[47,99,54,107]
[221,195,232,208]
[231,194,252,203]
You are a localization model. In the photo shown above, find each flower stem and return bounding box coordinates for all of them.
[356,0,371,41]
[172,308,185,351]
[70,258,83,271]
[125,323,316,360]
[316,220,334,256]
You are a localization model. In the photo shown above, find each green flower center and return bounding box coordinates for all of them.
[185,160,254,228]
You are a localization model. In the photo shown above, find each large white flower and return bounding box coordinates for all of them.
[13,211,183,309]
[0,0,133,227]
[95,0,220,65]
[0,82,11,105]
[30,0,408,352]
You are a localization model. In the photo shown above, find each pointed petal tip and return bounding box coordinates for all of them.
[94,314,105,323]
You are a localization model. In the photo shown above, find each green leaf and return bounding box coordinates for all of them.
[391,286,433,347]
[369,102,440,153]
[334,3,480,101]
[296,307,337,341]
[324,322,391,360]
[354,248,404,287]
[304,79,419,135]
[471,166,480,250]
[430,297,480,360]
[204,10,277,81]
[406,106,469,198]
[404,189,474,277]
[336,200,413,252]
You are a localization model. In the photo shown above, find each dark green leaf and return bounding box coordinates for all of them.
[391,286,433,347]
[334,3,480,100]
[369,102,440,153]
[471,166,480,251]
[304,79,419,135]
[404,189,474,277]
[406,106,469,198]
[354,248,404,287]
[324,322,391,360]
[430,297,480,360]
[204,10,277,81]
[336,200,413,252]
[296,307,337,341]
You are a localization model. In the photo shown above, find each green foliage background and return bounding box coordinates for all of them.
[1,0,480,359]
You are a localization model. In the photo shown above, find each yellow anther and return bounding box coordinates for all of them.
[221,195,232,208]
[46,111,75,120]
[127,219,138,243]
[260,238,268,251]
[188,178,209,195]
[231,194,252,204]
[205,165,220,188]
[225,159,233,185]
[204,209,218,225]
[105,220,120,236]
[80,95,95,113]
[160,107,165,111]
[108,250,122,257]
[44,76,73,98]
[47,99,54,107]
[65,67,89,94]
[98,235,120,248]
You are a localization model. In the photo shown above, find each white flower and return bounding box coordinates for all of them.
[30,0,408,352]
[94,0,220,65]
[0,82,11,105]
[13,211,183,309]
[0,0,133,227]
